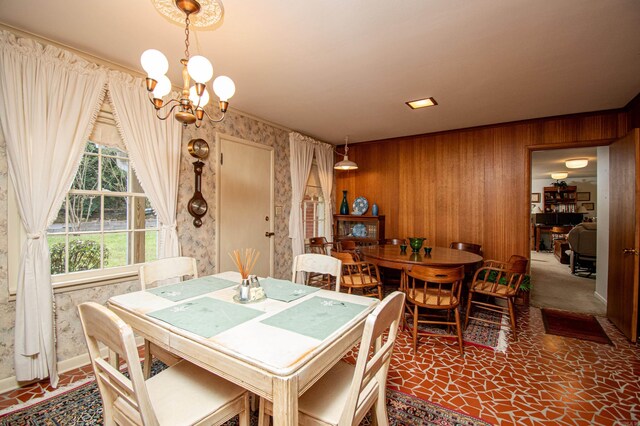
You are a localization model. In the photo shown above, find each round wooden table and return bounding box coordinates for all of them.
[360,245,483,270]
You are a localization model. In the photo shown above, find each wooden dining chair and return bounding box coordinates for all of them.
[464,255,528,341]
[332,251,383,299]
[78,302,250,426]
[404,265,466,355]
[258,291,406,426]
[449,241,482,255]
[307,236,335,255]
[292,253,342,291]
[138,256,198,378]
[139,256,199,290]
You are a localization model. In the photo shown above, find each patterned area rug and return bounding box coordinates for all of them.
[0,366,490,425]
[412,308,509,353]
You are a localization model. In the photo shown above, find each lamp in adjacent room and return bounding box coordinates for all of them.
[565,158,588,169]
[577,205,588,214]
[551,172,568,180]
[334,136,358,171]
[140,0,235,128]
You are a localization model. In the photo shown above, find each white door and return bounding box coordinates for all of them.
[217,134,274,276]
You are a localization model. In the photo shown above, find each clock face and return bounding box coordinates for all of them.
[189,198,208,216]
[188,138,210,159]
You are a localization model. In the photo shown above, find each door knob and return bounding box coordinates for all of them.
[623,248,639,255]
[265,232,275,237]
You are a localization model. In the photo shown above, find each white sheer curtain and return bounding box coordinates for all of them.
[0,30,107,386]
[108,71,183,259]
[288,132,315,260]
[314,143,335,242]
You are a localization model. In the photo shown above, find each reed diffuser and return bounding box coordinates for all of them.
[228,248,260,279]
[228,249,264,302]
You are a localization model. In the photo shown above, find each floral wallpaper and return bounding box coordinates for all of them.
[178,110,292,279]
[0,107,293,382]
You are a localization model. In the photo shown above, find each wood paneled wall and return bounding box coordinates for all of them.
[336,110,631,262]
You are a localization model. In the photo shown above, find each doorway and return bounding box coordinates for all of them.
[529,146,606,315]
[216,134,274,277]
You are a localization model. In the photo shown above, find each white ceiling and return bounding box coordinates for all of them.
[1,0,639,145]
[531,147,597,180]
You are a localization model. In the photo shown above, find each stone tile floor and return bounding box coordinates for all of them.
[1,306,639,425]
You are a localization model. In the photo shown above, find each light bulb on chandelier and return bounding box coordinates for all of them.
[140,0,235,128]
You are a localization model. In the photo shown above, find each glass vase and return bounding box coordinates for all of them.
[340,190,349,215]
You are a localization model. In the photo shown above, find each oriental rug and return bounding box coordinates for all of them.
[413,308,509,353]
[0,367,490,426]
[541,308,613,345]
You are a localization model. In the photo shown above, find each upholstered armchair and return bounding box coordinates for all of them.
[566,222,597,275]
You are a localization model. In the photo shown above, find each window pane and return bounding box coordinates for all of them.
[102,146,128,158]
[85,141,99,154]
[67,234,103,273]
[68,195,101,232]
[71,153,99,191]
[143,198,158,229]
[101,156,129,192]
[48,234,67,275]
[104,196,129,231]
[104,231,129,268]
[137,230,158,262]
[48,198,67,234]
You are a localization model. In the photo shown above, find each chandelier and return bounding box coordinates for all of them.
[140,0,235,128]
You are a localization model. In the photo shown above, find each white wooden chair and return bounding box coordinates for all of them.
[78,302,250,426]
[258,291,405,426]
[292,253,342,292]
[139,256,199,290]
[139,256,198,378]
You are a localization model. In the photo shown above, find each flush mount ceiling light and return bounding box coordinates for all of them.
[334,136,358,171]
[406,97,438,109]
[141,0,235,128]
[551,172,568,180]
[565,158,589,169]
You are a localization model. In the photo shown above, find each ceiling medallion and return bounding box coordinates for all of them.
[152,0,224,29]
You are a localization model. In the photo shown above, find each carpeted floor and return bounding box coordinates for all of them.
[541,308,613,345]
[0,367,490,426]
[529,251,606,315]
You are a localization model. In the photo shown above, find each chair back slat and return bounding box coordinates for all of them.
[139,256,198,290]
[339,292,405,425]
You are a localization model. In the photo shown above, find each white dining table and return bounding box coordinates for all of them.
[107,271,378,426]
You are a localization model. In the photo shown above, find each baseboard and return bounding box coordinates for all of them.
[594,290,607,305]
[0,336,144,394]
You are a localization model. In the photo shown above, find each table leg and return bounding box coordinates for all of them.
[535,227,541,252]
[272,376,298,426]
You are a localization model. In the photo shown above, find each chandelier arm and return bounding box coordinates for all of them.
[201,107,226,123]
[155,102,182,121]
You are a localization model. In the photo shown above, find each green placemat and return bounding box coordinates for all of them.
[147,276,237,302]
[260,296,368,340]
[260,277,320,302]
[147,297,262,338]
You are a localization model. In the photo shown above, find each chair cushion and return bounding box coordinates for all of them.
[146,360,246,426]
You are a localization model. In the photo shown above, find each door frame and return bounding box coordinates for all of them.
[524,140,613,295]
[215,132,275,275]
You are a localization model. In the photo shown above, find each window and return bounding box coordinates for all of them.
[302,162,325,239]
[47,141,158,281]
[7,99,158,293]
